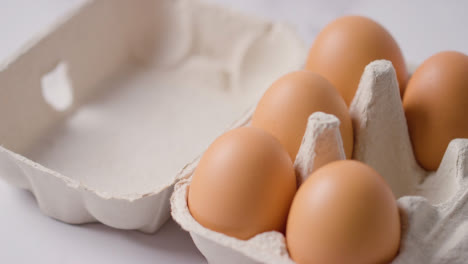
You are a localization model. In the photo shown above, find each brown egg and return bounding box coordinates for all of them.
[188,127,296,240]
[286,160,400,264]
[305,16,408,106]
[403,51,468,171]
[251,70,353,161]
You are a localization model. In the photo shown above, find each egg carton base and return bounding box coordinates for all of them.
[171,60,468,263]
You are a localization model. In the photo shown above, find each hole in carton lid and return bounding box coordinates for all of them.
[41,62,73,111]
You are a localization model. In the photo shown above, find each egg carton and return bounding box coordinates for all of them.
[171,60,468,264]
[0,0,305,232]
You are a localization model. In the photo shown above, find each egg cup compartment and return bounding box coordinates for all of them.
[0,0,305,232]
[171,60,468,263]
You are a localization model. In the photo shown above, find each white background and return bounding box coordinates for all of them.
[1,1,467,263]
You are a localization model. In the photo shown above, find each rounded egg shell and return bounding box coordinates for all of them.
[286,160,401,264]
[251,70,353,161]
[305,15,408,106]
[403,51,468,171]
[188,126,296,240]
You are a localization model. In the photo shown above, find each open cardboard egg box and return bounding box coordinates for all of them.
[1,0,467,263]
[171,60,468,263]
[0,0,304,232]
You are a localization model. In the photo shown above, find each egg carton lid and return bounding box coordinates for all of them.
[0,0,305,232]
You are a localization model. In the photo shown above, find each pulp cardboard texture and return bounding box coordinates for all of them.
[0,0,305,232]
[171,60,468,264]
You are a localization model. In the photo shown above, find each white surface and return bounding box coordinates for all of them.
[0,181,204,263]
[1,0,468,263]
